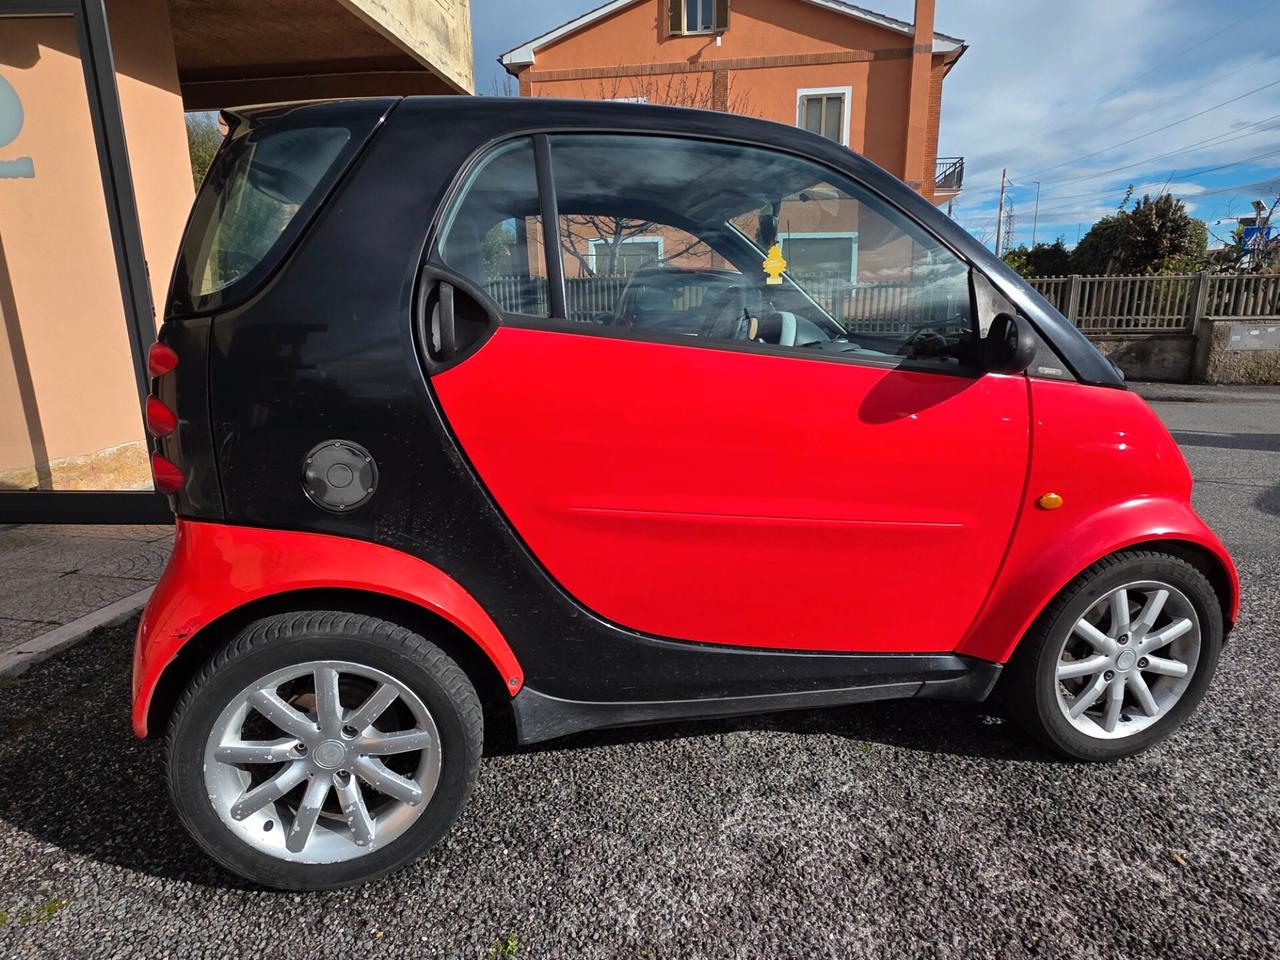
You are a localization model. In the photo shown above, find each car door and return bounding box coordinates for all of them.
[428,133,1030,654]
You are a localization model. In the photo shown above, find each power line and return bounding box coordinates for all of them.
[1107,4,1258,94]
[1030,175,1280,222]
[1020,76,1280,180]
[1027,146,1280,216]
[1033,113,1280,194]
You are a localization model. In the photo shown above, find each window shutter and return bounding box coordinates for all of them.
[669,0,683,36]
[714,0,730,32]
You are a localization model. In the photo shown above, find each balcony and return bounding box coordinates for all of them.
[935,157,964,195]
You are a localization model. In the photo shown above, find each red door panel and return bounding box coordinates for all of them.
[433,326,1030,653]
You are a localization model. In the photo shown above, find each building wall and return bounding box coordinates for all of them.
[0,3,192,489]
[514,0,950,188]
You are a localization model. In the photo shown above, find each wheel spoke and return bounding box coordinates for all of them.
[1135,589,1168,633]
[1144,655,1190,678]
[1100,676,1125,733]
[1073,619,1117,656]
[229,761,310,820]
[335,774,375,847]
[215,738,300,765]
[1109,588,1131,636]
[1139,617,1194,654]
[248,688,320,740]
[1057,655,1109,681]
[285,774,331,853]
[1128,672,1160,717]
[354,756,423,805]
[360,729,436,756]
[1069,673,1109,718]
[313,666,343,733]
[345,683,400,732]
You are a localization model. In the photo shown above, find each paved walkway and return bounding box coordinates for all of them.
[0,523,172,670]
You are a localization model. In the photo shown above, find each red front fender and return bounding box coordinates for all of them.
[131,520,522,737]
[956,495,1237,664]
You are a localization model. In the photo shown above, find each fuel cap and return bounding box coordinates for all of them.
[302,440,378,512]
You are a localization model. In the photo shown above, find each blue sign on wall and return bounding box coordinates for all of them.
[0,73,34,179]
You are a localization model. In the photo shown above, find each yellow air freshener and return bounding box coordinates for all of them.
[762,243,788,285]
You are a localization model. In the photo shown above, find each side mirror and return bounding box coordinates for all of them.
[984,312,1037,373]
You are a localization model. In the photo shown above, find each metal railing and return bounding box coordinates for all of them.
[935,157,964,192]
[1028,272,1280,334]
[485,273,965,334]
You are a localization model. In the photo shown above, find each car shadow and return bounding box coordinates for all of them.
[0,621,1054,887]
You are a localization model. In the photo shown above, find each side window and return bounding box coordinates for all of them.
[546,134,974,369]
[556,211,741,328]
[437,138,548,317]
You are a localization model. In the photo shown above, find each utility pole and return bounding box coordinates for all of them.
[1031,181,1041,248]
[995,168,1008,256]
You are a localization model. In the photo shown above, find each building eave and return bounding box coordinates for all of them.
[499,0,966,73]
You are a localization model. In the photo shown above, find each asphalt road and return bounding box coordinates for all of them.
[1,384,1277,959]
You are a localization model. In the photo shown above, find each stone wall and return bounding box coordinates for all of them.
[1084,335,1196,383]
[1198,320,1280,385]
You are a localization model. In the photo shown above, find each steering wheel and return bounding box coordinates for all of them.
[900,328,950,359]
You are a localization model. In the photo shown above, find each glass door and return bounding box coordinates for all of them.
[0,0,168,521]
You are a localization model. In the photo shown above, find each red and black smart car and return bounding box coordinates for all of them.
[136,97,1237,889]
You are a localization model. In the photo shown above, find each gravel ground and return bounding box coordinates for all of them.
[0,386,1277,959]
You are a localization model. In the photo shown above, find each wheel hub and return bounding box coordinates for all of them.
[312,739,347,769]
[1115,649,1137,672]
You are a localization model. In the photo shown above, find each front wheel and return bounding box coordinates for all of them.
[1007,551,1223,761]
[166,611,482,890]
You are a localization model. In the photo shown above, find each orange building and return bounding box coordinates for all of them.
[500,0,966,204]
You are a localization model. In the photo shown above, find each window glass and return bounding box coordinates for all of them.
[800,94,844,143]
[546,134,973,368]
[686,0,712,32]
[183,125,350,297]
[438,138,548,317]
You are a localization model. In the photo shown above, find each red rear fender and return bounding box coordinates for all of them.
[131,520,521,737]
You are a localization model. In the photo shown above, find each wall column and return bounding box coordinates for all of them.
[903,0,934,194]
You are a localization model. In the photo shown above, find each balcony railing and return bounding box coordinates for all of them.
[935,156,964,193]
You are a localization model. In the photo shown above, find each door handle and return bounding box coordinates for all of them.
[417,281,457,362]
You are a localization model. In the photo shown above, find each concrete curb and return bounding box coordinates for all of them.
[0,586,153,676]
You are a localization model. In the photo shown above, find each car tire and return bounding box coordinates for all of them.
[1006,551,1223,761]
[166,610,482,890]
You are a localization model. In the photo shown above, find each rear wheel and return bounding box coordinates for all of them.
[166,611,482,890]
[1007,551,1222,761]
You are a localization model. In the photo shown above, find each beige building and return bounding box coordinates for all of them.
[0,0,472,521]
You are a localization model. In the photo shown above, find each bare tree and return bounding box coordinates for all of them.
[552,70,754,277]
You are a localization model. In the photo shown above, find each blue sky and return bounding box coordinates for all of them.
[471,0,1280,251]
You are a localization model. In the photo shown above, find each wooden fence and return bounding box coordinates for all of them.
[1028,273,1280,335]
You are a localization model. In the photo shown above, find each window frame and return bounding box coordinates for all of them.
[796,86,852,147]
[424,129,984,379]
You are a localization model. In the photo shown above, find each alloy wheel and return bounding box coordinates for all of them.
[1054,580,1201,740]
[203,660,441,863]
